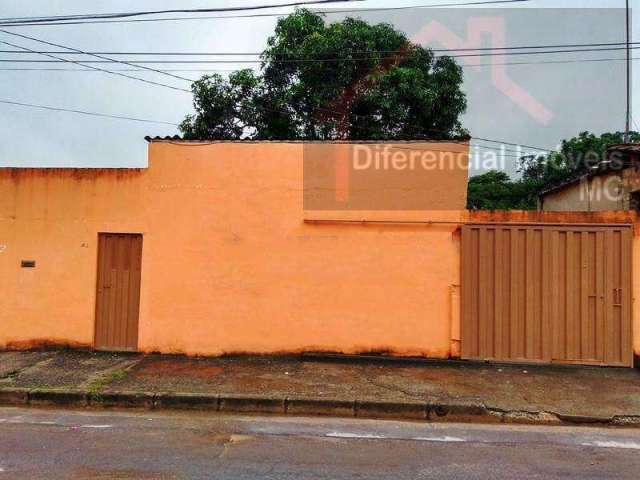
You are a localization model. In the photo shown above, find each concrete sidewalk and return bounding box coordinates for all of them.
[1,350,640,426]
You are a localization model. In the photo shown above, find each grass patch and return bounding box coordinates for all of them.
[87,368,128,396]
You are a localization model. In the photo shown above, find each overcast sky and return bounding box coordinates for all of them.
[0,0,637,172]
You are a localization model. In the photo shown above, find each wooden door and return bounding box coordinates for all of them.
[94,233,142,351]
[461,224,632,367]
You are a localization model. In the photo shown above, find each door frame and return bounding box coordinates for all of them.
[93,232,144,352]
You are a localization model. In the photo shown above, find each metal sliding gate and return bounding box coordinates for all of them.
[461,224,633,367]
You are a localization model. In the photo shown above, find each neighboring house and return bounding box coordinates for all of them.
[539,144,640,211]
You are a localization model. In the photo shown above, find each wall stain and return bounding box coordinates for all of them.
[2,168,144,183]
[5,339,92,352]
[466,209,638,225]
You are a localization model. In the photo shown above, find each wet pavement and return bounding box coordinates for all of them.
[1,407,640,479]
[1,350,640,419]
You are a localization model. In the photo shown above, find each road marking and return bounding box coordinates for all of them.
[325,432,467,443]
[79,425,113,429]
[413,436,466,443]
[326,432,386,439]
[581,441,640,450]
[3,419,58,426]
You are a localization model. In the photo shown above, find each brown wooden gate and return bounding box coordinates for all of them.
[461,224,632,367]
[94,233,143,352]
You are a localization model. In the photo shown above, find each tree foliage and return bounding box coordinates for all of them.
[467,170,537,210]
[467,131,640,210]
[180,9,467,140]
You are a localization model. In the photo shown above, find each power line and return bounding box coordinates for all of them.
[0,67,238,72]
[2,55,639,72]
[391,144,534,158]
[0,2,558,155]
[473,136,553,152]
[3,45,638,64]
[1,96,550,156]
[0,38,616,153]
[0,37,191,93]
[0,98,179,125]
[472,142,546,155]
[0,28,195,82]
[0,1,530,27]
[0,46,558,152]
[1,41,638,56]
[0,46,557,152]
[0,0,364,25]
[479,55,640,67]
[399,136,552,155]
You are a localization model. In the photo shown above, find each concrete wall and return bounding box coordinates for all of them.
[2,142,638,362]
[0,141,468,358]
[540,164,640,212]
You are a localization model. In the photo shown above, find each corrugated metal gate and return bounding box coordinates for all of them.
[461,224,632,367]
[94,233,143,352]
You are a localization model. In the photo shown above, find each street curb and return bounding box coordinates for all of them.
[89,391,155,409]
[154,392,219,410]
[356,400,427,420]
[428,402,503,424]
[1,387,639,427]
[0,388,29,406]
[29,389,88,408]
[286,397,355,417]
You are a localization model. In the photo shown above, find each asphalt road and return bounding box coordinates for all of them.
[1,407,640,479]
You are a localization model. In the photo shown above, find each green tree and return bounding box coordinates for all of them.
[467,130,640,210]
[466,170,538,210]
[180,9,467,140]
[519,130,640,189]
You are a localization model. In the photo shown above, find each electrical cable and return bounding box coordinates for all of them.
[0,38,191,92]
[3,40,638,57]
[0,0,366,25]
[3,45,639,64]
[0,1,530,27]
[0,98,179,125]
[1,55,639,71]
[0,29,195,82]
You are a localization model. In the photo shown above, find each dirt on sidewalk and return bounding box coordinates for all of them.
[1,350,640,421]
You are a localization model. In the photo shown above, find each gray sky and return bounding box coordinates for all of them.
[0,0,637,172]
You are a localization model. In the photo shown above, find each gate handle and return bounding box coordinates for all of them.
[613,288,622,305]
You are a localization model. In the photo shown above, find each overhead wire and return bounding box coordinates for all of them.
[0,1,531,27]
[0,98,179,125]
[0,0,560,154]
[0,0,366,25]
[1,92,551,157]
[0,38,191,92]
[3,45,639,64]
[2,55,640,72]
[3,40,638,56]
[0,28,195,82]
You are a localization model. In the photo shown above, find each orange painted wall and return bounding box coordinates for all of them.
[0,141,467,358]
[2,142,638,361]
